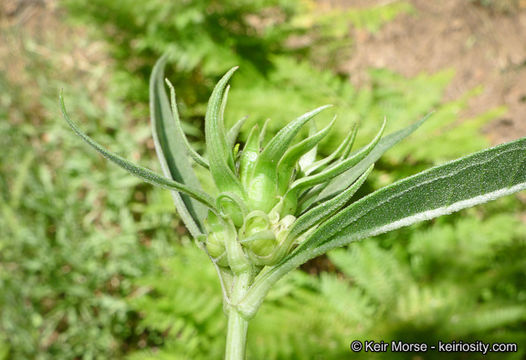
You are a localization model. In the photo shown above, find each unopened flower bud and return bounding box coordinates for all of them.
[206,231,226,259]
[243,231,277,257]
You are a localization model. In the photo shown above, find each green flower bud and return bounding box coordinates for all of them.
[206,231,226,259]
[216,193,246,227]
[238,211,276,258]
[242,211,270,236]
[205,212,229,266]
[242,231,277,257]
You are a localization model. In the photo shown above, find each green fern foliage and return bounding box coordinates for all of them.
[0,87,173,359]
[329,209,526,358]
[127,244,226,359]
[62,0,305,105]
[127,245,364,359]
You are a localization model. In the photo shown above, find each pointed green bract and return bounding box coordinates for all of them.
[296,185,328,214]
[315,114,431,203]
[281,119,385,214]
[220,85,231,131]
[259,119,270,149]
[298,120,319,172]
[291,118,385,192]
[304,123,357,175]
[165,79,209,169]
[276,116,336,194]
[205,67,244,198]
[246,105,332,212]
[239,125,260,188]
[150,56,209,236]
[288,164,374,241]
[227,116,248,148]
[256,105,332,168]
[340,123,358,159]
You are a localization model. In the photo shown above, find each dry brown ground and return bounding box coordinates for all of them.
[329,0,526,144]
[0,0,109,107]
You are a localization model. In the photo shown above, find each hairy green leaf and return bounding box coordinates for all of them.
[165,79,209,169]
[288,164,374,241]
[316,114,430,203]
[298,120,319,172]
[239,125,260,188]
[239,137,526,318]
[255,105,332,173]
[205,67,244,197]
[227,116,248,148]
[150,56,210,236]
[259,119,270,149]
[301,136,526,254]
[304,123,357,175]
[288,118,385,194]
[277,116,336,193]
[60,93,216,215]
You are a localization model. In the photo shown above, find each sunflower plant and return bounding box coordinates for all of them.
[61,56,526,359]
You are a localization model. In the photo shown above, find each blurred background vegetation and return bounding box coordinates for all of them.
[1,0,526,359]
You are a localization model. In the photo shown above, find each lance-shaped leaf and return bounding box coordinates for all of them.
[304,123,358,175]
[315,114,431,203]
[296,184,328,214]
[295,124,365,213]
[287,164,374,241]
[281,124,380,216]
[340,123,359,159]
[165,79,209,169]
[254,105,332,175]
[287,118,385,195]
[205,67,244,197]
[276,116,336,194]
[227,116,248,148]
[238,136,526,318]
[298,120,319,172]
[299,136,526,254]
[150,56,209,237]
[220,85,230,128]
[259,119,270,149]
[60,94,217,215]
[221,84,249,149]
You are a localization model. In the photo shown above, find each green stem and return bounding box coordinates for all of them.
[225,305,248,359]
[225,272,251,360]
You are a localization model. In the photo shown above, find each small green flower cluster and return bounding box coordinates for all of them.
[60,62,384,275]
[202,68,384,272]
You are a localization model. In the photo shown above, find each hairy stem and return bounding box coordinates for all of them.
[225,272,251,360]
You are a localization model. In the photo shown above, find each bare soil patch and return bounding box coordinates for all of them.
[336,0,526,144]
